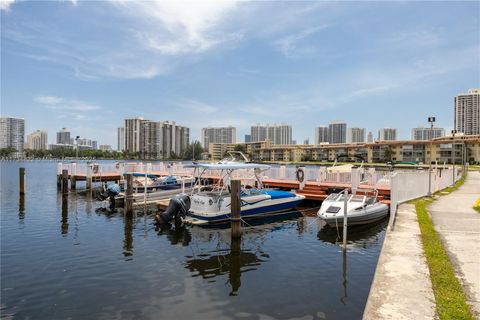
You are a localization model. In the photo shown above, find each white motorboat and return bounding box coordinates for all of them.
[156,152,305,225]
[317,191,389,227]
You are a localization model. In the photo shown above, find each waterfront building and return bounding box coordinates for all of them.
[455,88,480,135]
[125,117,144,153]
[77,138,97,150]
[0,117,25,157]
[367,131,373,143]
[378,128,397,141]
[348,127,366,143]
[250,124,292,145]
[329,121,347,144]
[117,127,125,151]
[304,138,310,145]
[201,126,236,147]
[208,135,480,164]
[56,128,71,145]
[244,134,251,143]
[99,144,112,152]
[411,127,445,140]
[48,144,74,150]
[26,130,48,150]
[315,126,329,144]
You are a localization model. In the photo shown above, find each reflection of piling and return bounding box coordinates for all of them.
[19,167,25,195]
[62,169,69,195]
[341,248,348,305]
[123,215,134,257]
[19,194,25,221]
[230,180,242,238]
[125,174,133,216]
[61,194,69,235]
[229,236,242,296]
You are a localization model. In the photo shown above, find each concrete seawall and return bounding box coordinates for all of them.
[363,203,436,319]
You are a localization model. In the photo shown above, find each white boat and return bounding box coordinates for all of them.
[317,191,389,227]
[156,152,305,225]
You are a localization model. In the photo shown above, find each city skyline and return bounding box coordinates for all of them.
[1,1,480,147]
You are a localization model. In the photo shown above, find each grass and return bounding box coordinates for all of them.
[474,198,480,213]
[410,176,474,320]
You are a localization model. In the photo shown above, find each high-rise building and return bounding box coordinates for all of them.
[136,120,190,159]
[125,117,144,153]
[367,131,373,143]
[117,127,125,151]
[56,128,71,145]
[348,127,366,143]
[378,128,397,141]
[99,145,112,151]
[250,124,292,144]
[26,130,48,150]
[411,127,445,140]
[201,126,236,147]
[77,138,97,149]
[329,121,347,144]
[244,134,251,143]
[455,88,480,135]
[303,138,310,145]
[315,126,329,144]
[0,117,25,157]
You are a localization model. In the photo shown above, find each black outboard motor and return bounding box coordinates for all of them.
[155,194,191,226]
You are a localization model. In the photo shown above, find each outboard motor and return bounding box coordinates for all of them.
[97,183,121,209]
[155,194,191,226]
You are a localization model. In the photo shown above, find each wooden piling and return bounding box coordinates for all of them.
[62,169,69,195]
[19,167,25,195]
[71,175,76,190]
[86,163,93,190]
[125,173,133,216]
[230,179,242,238]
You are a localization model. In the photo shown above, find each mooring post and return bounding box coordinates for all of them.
[230,179,242,238]
[125,173,133,216]
[62,169,69,195]
[343,189,348,251]
[57,162,62,190]
[19,167,25,195]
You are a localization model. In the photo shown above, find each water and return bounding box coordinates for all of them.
[1,161,386,320]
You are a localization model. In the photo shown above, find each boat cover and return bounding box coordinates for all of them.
[260,190,296,199]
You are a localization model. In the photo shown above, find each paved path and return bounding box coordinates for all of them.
[363,204,436,320]
[429,171,480,317]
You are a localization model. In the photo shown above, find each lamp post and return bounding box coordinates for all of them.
[451,130,456,185]
[75,136,80,160]
[427,117,435,196]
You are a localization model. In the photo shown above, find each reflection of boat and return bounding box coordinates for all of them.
[317,217,388,245]
[317,191,388,227]
[180,152,305,225]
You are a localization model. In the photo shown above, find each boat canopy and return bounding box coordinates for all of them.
[184,163,270,170]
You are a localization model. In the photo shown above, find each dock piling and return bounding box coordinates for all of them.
[343,189,348,251]
[62,169,69,195]
[86,163,93,190]
[230,179,242,238]
[125,173,133,216]
[71,163,76,190]
[19,167,25,195]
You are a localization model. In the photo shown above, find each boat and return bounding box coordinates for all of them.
[317,190,389,227]
[129,173,195,193]
[156,152,305,225]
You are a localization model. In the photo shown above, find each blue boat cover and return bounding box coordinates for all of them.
[260,190,296,199]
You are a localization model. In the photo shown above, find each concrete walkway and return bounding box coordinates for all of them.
[363,203,436,320]
[428,171,480,317]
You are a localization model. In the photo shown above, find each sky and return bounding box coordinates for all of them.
[1,1,479,148]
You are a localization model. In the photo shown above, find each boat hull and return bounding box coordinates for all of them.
[186,197,304,224]
[320,205,389,227]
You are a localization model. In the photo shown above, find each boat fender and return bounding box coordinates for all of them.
[296,168,305,183]
[154,194,191,225]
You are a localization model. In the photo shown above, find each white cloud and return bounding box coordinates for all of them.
[273,25,330,57]
[0,0,15,11]
[35,95,101,111]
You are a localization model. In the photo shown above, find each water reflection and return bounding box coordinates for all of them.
[123,215,134,257]
[18,194,25,222]
[317,217,388,247]
[61,195,68,236]
[156,224,192,246]
[341,249,348,305]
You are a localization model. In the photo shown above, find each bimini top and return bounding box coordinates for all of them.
[184,162,270,170]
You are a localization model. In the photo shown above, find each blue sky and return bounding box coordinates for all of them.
[1,1,479,147]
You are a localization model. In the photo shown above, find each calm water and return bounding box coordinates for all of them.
[1,161,386,320]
